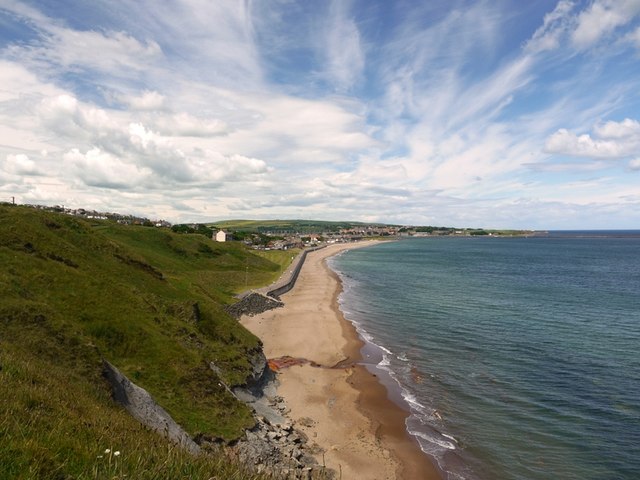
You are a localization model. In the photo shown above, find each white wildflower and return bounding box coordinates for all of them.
[114,451,121,457]
[104,449,111,454]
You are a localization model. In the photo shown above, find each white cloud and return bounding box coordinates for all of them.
[196,151,270,182]
[525,0,576,53]
[376,2,504,122]
[123,91,166,111]
[5,154,39,175]
[445,56,533,131]
[325,0,364,91]
[545,119,640,158]
[209,91,376,165]
[627,26,640,47]
[594,118,640,139]
[153,113,228,137]
[2,1,640,227]
[64,147,148,189]
[0,60,64,103]
[525,0,640,54]
[5,25,162,75]
[130,0,263,87]
[32,92,270,188]
[571,0,640,49]
[38,94,117,141]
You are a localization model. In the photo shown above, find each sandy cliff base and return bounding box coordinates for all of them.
[242,243,441,480]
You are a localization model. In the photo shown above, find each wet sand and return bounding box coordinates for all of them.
[241,242,442,479]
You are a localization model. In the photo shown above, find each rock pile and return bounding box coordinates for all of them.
[226,292,283,319]
[231,396,333,479]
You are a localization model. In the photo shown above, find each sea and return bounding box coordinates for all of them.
[327,233,640,480]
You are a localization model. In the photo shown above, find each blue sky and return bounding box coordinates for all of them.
[1,0,639,229]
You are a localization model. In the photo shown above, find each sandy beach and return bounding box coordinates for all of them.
[241,242,442,479]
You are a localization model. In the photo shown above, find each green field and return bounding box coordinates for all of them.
[0,205,294,479]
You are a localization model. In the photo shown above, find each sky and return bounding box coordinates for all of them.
[1,0,640,229]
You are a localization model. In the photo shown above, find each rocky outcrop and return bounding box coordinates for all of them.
[102,360,200,455]
[209,345,273,400]
[244,346,275,395]
[230,396,333,479]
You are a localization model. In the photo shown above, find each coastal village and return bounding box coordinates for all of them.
[18,202,533,252]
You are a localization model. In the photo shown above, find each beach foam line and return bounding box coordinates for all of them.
[342,308,457,454]
[329,253,467,478]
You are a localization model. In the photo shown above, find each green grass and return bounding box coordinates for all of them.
[0,332,274,480]
[242,249,301,291]
[0,205,298,479]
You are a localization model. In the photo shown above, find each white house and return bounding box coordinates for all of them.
[215,230,227,242]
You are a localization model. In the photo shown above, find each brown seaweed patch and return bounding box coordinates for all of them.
[267,356,321,371]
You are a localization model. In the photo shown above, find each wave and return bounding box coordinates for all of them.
[347,317,464,470]
[409,428,457,450]
[329,254,468,480]
[379,353,392,367]
[442,432,459,443]
[379,344,393,355]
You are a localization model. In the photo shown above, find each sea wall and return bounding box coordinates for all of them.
[227,246,326,318]
[267,246,325,299]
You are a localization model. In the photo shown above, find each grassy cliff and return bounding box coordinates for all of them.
[0,205,291,479]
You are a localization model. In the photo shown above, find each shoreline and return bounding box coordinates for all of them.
[241,242,442,479]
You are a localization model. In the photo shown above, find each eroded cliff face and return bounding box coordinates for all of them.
[103,349,330,479]
[243,346,274,395]
[102,360,201,454]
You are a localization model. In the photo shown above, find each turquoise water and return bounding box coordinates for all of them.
[329,236,640,480]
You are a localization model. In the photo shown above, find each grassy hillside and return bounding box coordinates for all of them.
[0,205,293,479]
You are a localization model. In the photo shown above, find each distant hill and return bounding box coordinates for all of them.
[0,205,291,478]
[209,219,389,234]
[208,219,536,238]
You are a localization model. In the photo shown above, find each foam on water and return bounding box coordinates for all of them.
[410,429,457,450]
[379,354,392,367]
[397,352,409,362]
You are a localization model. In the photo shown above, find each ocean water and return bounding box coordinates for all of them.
[328,235,640,480]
